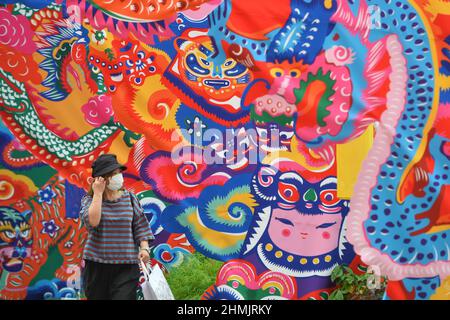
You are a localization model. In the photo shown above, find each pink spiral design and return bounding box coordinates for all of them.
[325,45,354,66]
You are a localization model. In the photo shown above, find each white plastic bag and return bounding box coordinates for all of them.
[140,260,175,300]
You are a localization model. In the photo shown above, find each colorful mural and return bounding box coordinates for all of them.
[0,0,449,300]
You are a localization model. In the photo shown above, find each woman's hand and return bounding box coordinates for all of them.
[92,177,106,195]
[139,249,150,263]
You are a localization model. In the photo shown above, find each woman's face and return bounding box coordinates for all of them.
[268,208,343,256]
[104,168,122,186]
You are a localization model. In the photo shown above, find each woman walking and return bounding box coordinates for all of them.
[80,154,154,300]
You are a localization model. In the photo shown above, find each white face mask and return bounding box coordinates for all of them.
[107,173,124,191]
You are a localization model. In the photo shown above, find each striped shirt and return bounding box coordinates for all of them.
[80,190,155,264]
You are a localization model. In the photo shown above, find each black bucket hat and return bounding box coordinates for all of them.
[91,154,127,178]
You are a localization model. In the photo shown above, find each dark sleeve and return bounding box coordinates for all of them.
[130,192,155,244]
[80,194,96,232]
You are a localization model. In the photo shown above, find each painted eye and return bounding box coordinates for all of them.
[270,68,284,78]
[278,182,300,203]
[137,51,145,59]
[224,62,247,77]
[5,231,15,239]
[200,58,210,66]
[224,60,234,67]
[126,59,134,67]
[134,77,142,85]
[275,217,294,226]
[149,66,156,73]
[21,230,30,238]
[289,69,301,78]
[186,54,210,76]
[316,221,337,229]
[320,189,339,207]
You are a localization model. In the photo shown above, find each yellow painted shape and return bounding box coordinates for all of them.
[185,209,246,250]
[426,224,450,234]
[262,136,334,172]
[424,0,450,19]
[214,192,257,222]
[107,131,132,166]
[0,169,38,195]
[130,74,180,131]
[430,275,450,300]
[336,125,374,199]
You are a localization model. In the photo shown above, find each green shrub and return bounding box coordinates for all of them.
[165,252,223,300]
[329,264,387,300]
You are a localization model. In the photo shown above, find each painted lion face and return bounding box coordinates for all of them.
[164,30,253,127]
[179,41,250,103]
[0,207,32,273]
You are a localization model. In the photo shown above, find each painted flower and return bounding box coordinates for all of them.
[41,219,60,238]
[325,45,355,66]
[91,29,107,46]
[38,185,56,205]
[0,8,36,54]
[32,251,45,265]
[81,95,114,126]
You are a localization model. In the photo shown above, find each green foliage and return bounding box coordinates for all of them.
[329,264,387,300]
[105,48,115,61]
[165,252,223,300]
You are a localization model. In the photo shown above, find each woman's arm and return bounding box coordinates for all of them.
[130,192,155,262]
[88,177,106,227]
[140,240,149,250]
[139,240,151,262]
[88,193,103,227]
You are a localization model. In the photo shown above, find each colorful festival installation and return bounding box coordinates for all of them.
[0,0,449,300]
